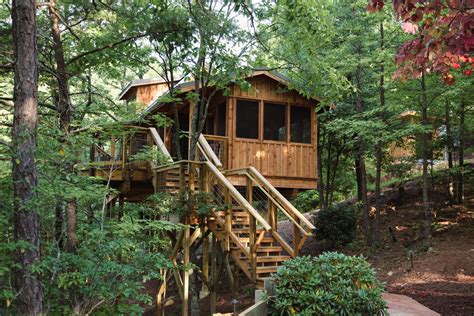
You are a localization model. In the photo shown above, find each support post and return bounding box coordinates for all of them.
[179,162,185,192]
[268,200,277,231]
[182,225,190,316]
[200,229,209,298]
[293,214,301,255]
[118,194,124,221]
[224,255,235,296]
[210,235,217,315]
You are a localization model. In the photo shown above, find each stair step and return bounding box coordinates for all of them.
[256,255,291,263]
[237,237,275,243]
[256,246,283,253]
[256,266,279,274]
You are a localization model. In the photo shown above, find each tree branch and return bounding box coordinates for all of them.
[0,139,11,148]
[66,33,150,65]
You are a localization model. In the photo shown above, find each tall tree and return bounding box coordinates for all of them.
[186,0,251,160]
[420,71,432,246]
[11,0,43,313]
[374,20,385,242]
[47,0,78,252]
[456,98,465,204]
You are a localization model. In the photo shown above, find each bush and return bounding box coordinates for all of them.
[314,203,357,247]
[292,190,319,213]
[272,253,386,315]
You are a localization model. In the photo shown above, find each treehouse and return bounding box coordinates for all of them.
[83,69,318,315]
[119,69,319,194]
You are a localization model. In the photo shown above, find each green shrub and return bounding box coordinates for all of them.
[292,190,319,213]
[272,253,386,316]
[314,203,357,247]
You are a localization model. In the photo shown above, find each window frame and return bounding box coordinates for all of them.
[289,104,313,145]
[234,98,261,141]
[233,97,314,146]
[263,101,288,143]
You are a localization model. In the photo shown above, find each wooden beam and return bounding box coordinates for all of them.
[268,201,276,230]
[182,225,190,316]
[293,215,301,256]
[224,255,234,294]
[189,227,201,247]
[210,235,217,315]
[149,127,173,162]
[200,229,209,297]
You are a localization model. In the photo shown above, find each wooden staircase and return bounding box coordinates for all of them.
[152,158,314,288]
[149,133,316,289]
[207,209,291,286]
[85,127,316,313]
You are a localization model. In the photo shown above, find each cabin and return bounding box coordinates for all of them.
[119,70,318,194]
[84,69,317,315]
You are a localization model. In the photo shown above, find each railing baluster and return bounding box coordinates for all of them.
[247,176,256,282]
[224,188,231,252]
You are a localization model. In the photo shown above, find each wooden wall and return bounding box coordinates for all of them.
[231,75,314,106]
[226,74,318,189]
[136,83,169,109]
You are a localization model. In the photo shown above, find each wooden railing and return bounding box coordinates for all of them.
[153,160,271,231]
[224,167,315,257]
[202,134,228,169]
[83,126,171,167]
[197,134,222,168]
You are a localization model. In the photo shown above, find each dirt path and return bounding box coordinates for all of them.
[297,170,474,315]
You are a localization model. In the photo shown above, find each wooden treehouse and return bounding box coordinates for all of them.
[85,70,318,315]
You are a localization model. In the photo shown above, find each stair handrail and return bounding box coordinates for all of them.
[224,167,315,234]
[248,167,315,231]
[148,127,173,163]
[151,159,271,231]
[197,134,222,168]
[94,144,112,161]
[203,161,271,231]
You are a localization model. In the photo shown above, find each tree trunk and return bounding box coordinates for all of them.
[456,99,465,205]
[329,144,343,206]
[445,100,454,205]
[374,21,385,243]
[354,57,372,246]
[168,69,182,160]
[420,72,431,246]
[325,133,333,209]
[48,0,71,132]
[66,199,78,252]
[12,0,43,313]
[54,202,64,248]
[49,0,78,252]
[317,124,325,209]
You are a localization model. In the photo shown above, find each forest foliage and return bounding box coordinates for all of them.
[0,0,472,314]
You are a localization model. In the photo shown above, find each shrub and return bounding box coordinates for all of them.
[314,203,357,247]
[272,253,386,316]
[292,190,319,213]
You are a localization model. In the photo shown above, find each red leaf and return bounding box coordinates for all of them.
[443,72,455,85]
[367,0,384,12]
[402,22,419,34]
